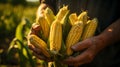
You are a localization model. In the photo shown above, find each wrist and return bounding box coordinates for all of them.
[94,35,107,53]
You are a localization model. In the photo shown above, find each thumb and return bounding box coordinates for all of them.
[71,39,92,51]
[31,23,41,36]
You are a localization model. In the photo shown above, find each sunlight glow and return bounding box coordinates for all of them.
[26,0,39,2]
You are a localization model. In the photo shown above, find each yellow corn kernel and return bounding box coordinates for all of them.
[38,15,50,40]
[66,21,83,55]
[81,18,98,40]
[56,6,69,23]
[44,7,55,25]
[49,20,62,54]
[69,13,78,25]
[78,11,88,25]
[29,34,50,58]
[48,62,54,67]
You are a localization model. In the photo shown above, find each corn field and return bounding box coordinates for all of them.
[0,3,46,67]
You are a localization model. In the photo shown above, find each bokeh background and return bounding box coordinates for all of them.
[0,0,46,67]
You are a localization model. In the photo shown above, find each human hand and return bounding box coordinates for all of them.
[63,36,103,66]
[27,23,52,62]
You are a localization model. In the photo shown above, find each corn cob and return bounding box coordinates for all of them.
[29,34,50,58]
[49,20,62,54]
[49,6,69,54]
[81,18,98,40]
[48,62,54,67]
[56,6,70,43]
[38,15,50,40]
[36,5,45,23]
[66,21,83,55]
[44,7,55,25]
[69,13,78,25]
[78,11,88,25]
[56,6,69,24]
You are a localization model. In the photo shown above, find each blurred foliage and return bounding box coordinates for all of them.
[0,2,46,67]
[8,18,36,67]
[0,3,37,38]
[0,0,7,3]
[8,0,27,5]
[0,0,27,5]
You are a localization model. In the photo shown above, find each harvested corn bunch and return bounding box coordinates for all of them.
[28,5,98,67]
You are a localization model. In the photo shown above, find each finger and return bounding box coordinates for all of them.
[33,52,46,60]
[32,23,41,31]
[63,52,88,65]
[63,56,76,65]
[28,45,42,54]
[33,52,52,62]
[28,44,34,50]
[30,23,41,36]
[27,23,40,39]
[73,50,94,66]
[71,38,92,51]
[29,44,53,62]
[74,64,79,67]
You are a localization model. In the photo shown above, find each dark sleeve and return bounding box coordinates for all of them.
[40,0,56,14]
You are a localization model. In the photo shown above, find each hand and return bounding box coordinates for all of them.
[63,36,102,66]
[27,23,52,62]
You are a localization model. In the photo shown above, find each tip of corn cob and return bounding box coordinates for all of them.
[69,13,78,25]
[78,11,88,25]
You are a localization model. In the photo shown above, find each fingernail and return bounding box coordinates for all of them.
[71,45,76,50]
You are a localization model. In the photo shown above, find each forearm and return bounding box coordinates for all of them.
[96,18,120,51]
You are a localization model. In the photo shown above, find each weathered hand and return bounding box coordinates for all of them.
[63,36,102,66]
[27,23,52,62]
